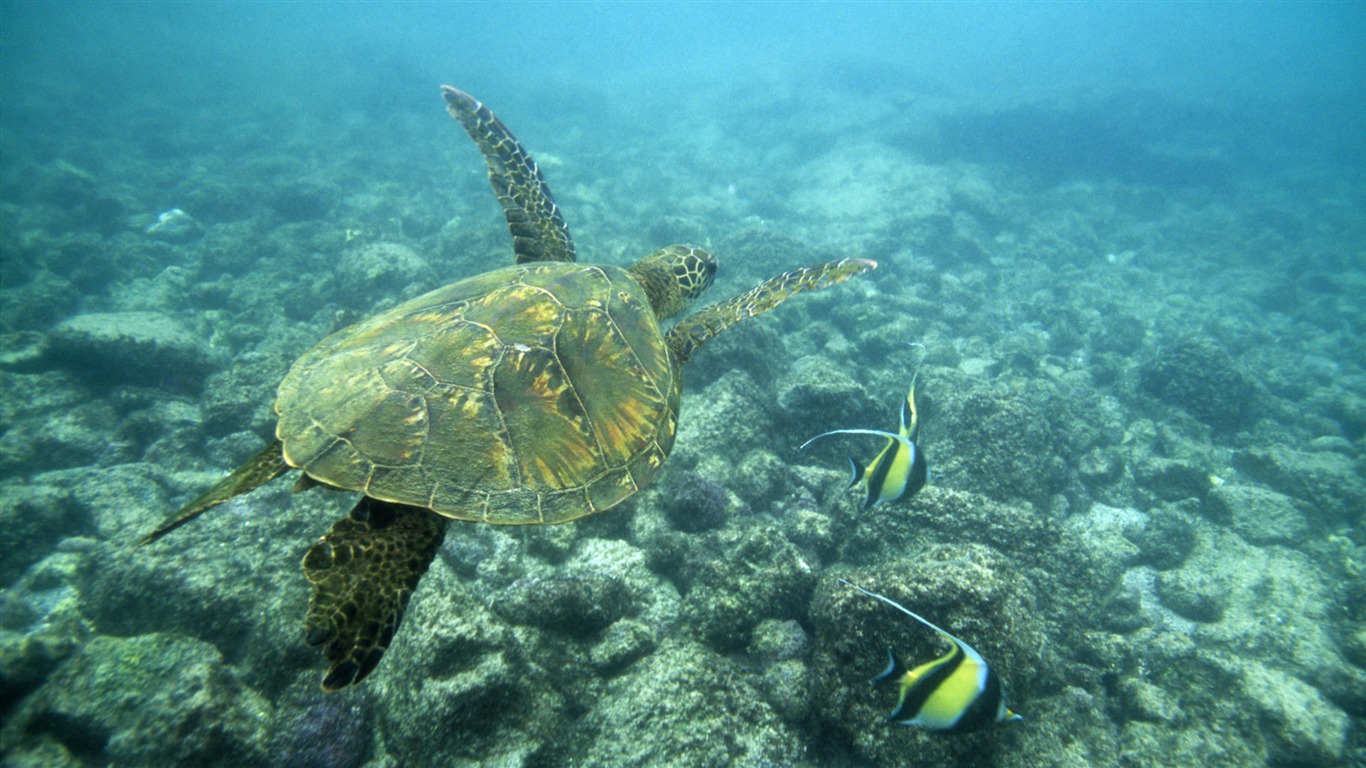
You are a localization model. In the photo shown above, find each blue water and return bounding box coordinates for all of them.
[5,3,1361,168]
[2,3,1364,767]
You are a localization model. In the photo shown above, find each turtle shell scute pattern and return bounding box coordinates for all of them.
[276,262,678,524]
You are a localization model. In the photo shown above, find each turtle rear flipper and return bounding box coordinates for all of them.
[302,497,448,691]
[139,440,290,546]
[665,258,877,364]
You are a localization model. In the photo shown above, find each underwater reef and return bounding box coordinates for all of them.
[1,77,1364,768]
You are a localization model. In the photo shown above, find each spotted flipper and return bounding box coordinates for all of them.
[302,497,448,691]
[442,85,576,265]
[139,440,290,546]
[665,258,877,364]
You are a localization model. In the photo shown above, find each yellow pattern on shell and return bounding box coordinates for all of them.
[276,262,677,524]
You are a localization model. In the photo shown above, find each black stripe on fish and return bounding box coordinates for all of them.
[948,663,1008,733]
[886,642,966,723]
[863,436,901,509]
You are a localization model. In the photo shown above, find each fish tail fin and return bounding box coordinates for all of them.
[872,647,905,685]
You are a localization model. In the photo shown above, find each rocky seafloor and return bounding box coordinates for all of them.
[1,81,1364,767]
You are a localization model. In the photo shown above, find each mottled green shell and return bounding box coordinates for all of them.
[276,262,679,524]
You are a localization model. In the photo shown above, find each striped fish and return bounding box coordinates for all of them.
[800,373,927,509]
[841,579,1021,733]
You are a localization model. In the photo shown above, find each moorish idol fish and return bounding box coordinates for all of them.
[799,371,927,509]
[840,578,1022,733]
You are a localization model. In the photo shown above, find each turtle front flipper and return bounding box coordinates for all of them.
[665,258,877,364]
[139,440,290,546]
[442,85,577,265]
[302,497,448,691]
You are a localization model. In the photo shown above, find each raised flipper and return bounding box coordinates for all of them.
[302,497,448,691]
[139,440,290,546]
[442,85,577,264]
[665,258,877,365]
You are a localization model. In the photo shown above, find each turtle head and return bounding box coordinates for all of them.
[628,244,717,320]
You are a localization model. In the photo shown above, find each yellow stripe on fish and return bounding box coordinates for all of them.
[800,373,927,509]
[841,579,1021,733]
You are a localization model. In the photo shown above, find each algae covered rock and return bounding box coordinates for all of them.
[0,482,92,586]
[367,567,566,764]
[658,469,730,533]
[0,632,271,767]
[760,658,813,722]
[1064,503,1145,576]
[733,448,790,504]
[1126,503,1198,570]
[669,368,773,475]
[1139,337,1258,432]
[750,618,812,663]
[841,486,1061,573]
[1232,446,1365,526]
[570,638,803,767]
[47,310,219,386]
[679,522,816,650]
[76,480,314,688]
[778,353,876,433]
[1118,677,1182,723]
[266,177,337,222]
[1205,483,1310,545]
[936,387,1067,506]
[1154,567,1226,622]
[0,549,92,712]
[1115,526,1362,766]
[1132,455,1212,502]
[589,618,657,674]
[329,241,435,301]
[0,331,50,370]
[1202,652,1350,765]
[557,534,680,631]
[43,462,178,540]
[269,676,376,768]
[0,391,126,477]
[494,574,629,636]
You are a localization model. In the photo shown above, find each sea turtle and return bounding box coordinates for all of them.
[141,85,875,691]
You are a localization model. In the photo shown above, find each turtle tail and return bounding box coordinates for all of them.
[665,258,876,364]
[302,497,448,691]
[138,440,289,546]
